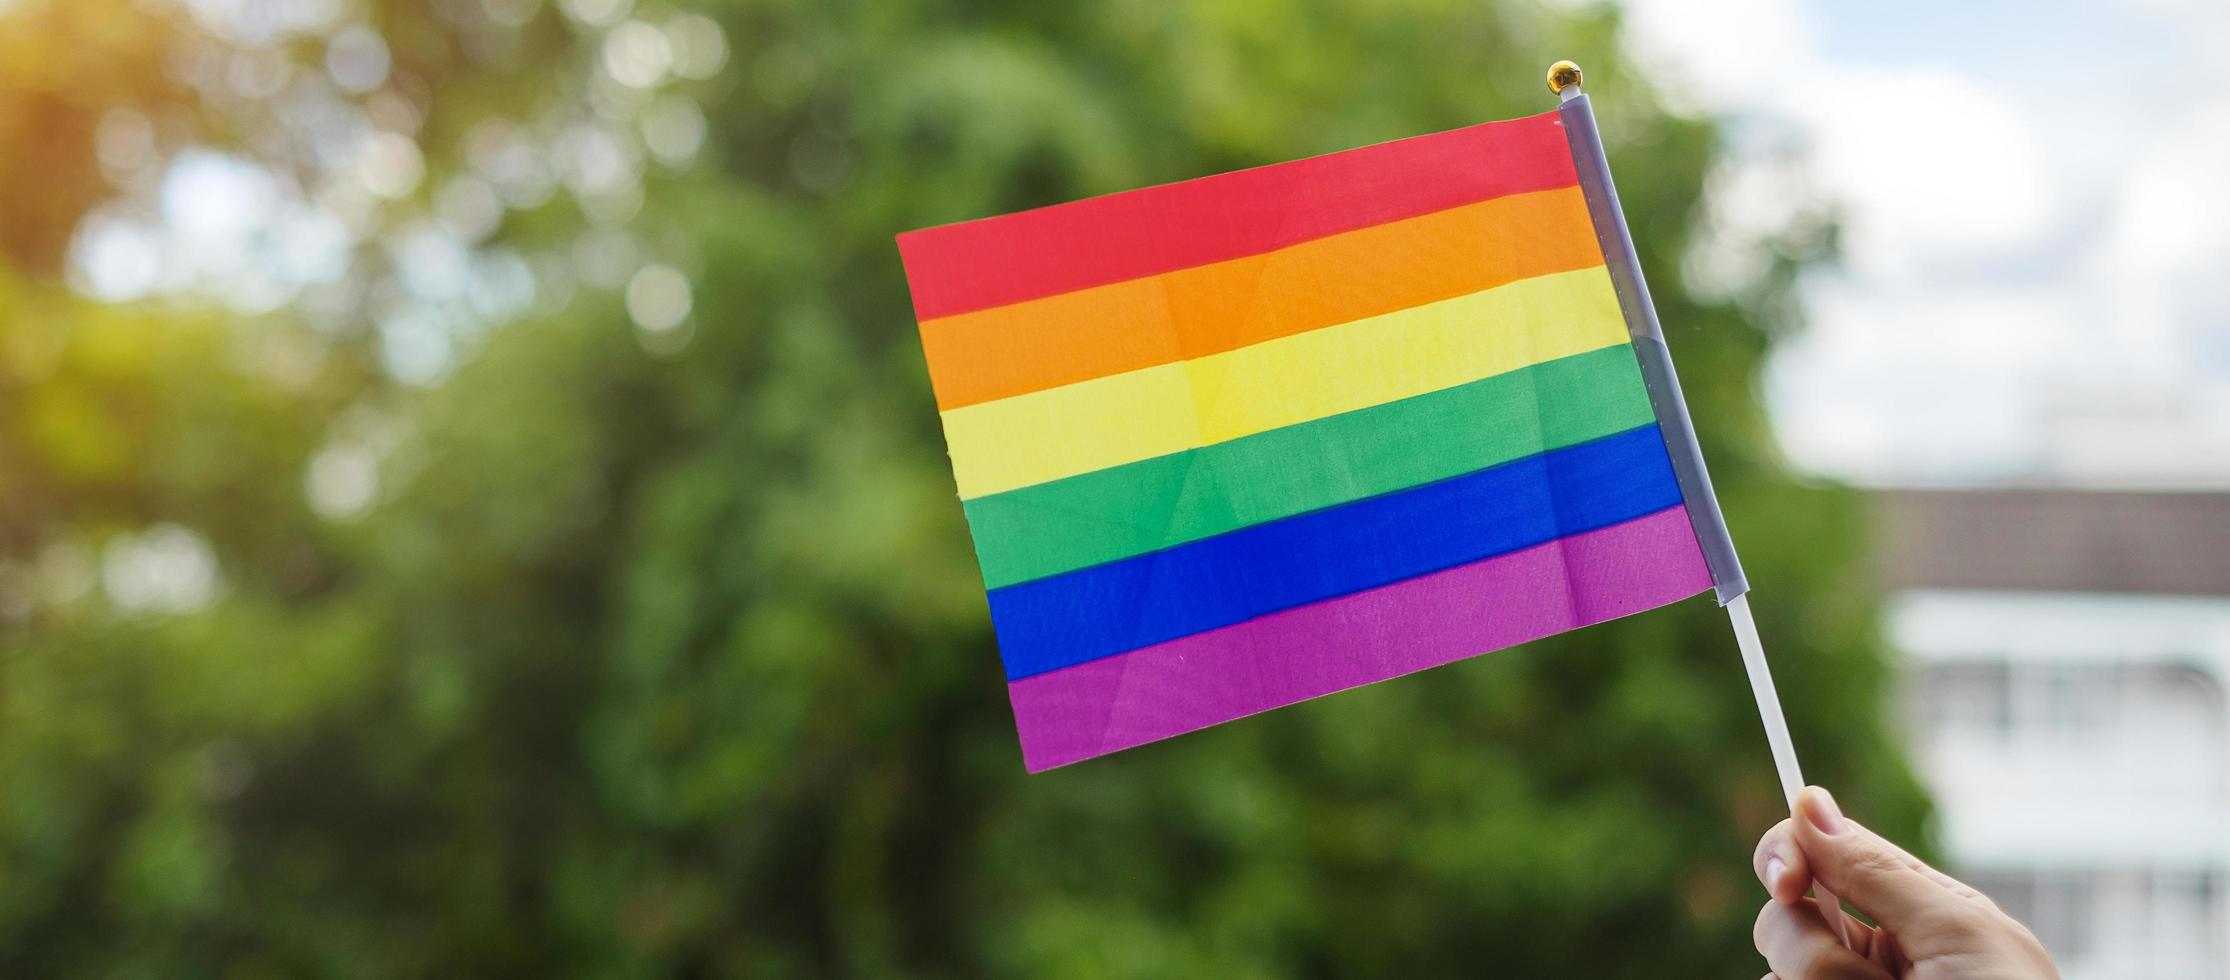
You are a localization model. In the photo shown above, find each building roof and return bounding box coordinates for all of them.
[1877,489,2230,597]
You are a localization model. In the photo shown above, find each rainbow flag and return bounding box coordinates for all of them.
[898,102,1744,771]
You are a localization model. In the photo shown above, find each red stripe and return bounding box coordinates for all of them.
[896,110,1577,320]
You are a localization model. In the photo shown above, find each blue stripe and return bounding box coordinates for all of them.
[987,423,1686,680]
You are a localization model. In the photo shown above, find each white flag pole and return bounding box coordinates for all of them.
[1548,60,1853,948]
[1727,595,1806,805]
[1726,594,1853,945]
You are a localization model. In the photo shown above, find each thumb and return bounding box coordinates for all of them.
[1789,786,1950,934]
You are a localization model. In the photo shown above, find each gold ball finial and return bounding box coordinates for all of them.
[1546,60,1584,95]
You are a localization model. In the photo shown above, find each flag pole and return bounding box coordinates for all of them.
[1548,60,1853,947]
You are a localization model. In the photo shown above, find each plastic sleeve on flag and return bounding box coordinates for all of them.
[1558,94,1750,604]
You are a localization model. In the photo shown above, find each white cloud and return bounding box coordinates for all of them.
[1768,284,2076,480]
[1623,0,2230,487]
[2093,103,2230,372]
[1792,69,2053,276]
[1619,0,1816,113]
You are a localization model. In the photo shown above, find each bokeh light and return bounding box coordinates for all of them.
[624,261,690,332]
[324,25,390,93]
[99,524,222,615]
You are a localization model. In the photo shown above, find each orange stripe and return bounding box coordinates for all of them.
[918,185,1605,410]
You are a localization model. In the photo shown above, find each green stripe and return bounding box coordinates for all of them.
[963,344,1657,588]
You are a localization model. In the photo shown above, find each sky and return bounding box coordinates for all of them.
[1620,0,2230,487]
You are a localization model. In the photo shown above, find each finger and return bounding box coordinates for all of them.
[1870,929,1909,975]
[1789,786,1958,934]
[1754,899,1891,980]
[1753,818,1812,904]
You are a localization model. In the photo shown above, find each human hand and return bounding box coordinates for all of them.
[1750,786,2058,980]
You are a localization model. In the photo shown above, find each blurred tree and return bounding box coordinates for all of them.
[0,0,1926,976]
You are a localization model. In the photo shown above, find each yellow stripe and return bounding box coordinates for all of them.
[940,265,1630,499]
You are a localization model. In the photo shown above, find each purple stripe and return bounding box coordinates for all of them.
[1006,506,1711,771]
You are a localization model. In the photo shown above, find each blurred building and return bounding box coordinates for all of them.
[1880,489,2230,979]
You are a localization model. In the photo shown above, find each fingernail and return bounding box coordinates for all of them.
[1765,856,1788,890]
[1800,786,1845,835]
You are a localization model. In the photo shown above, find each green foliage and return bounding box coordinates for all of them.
[0,0,1927,976]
